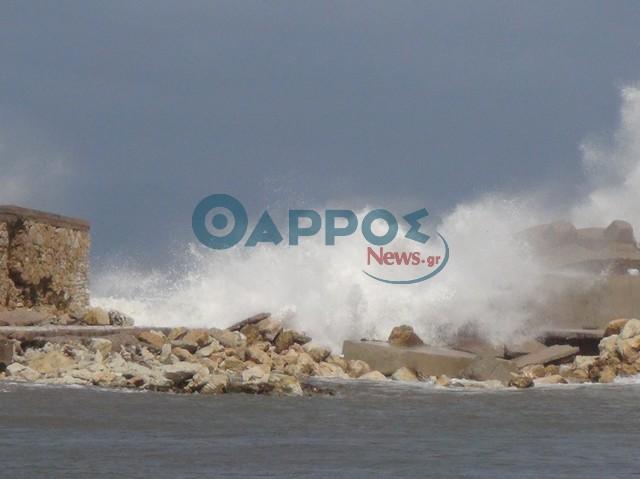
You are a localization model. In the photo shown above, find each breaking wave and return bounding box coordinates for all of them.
[94,85,640,349]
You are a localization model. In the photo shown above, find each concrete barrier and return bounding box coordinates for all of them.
[343,340,475,377]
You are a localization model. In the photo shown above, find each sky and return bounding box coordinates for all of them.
[2,1,640,266]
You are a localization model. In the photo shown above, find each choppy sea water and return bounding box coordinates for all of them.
[1,379,639,478]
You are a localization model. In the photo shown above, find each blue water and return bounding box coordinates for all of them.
[1,380,639,478]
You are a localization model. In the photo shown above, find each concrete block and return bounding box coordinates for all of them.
[342,340,475,377]
[514,344,579,368]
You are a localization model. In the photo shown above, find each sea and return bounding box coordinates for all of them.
[1,379,639,478]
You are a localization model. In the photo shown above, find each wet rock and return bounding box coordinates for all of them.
[604,319,630,338]
[509,375,534,389]
[620,319,640,339]
[435,375,451,387]
[137,330,166,351]
[388,325,424,347]
[358,370,387,381]
[256,317,283,342]
[82,307,110,326]
[391,367,419,382]
[268,373,303,396]
[521,364,546,378]
[534,375,567,385]
[597,366,617,384]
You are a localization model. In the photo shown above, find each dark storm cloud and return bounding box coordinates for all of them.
[1,1,640,263]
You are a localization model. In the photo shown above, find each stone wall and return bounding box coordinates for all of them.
[0,206,90,315]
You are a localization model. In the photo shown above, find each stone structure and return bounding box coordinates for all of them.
[0,206,90,315]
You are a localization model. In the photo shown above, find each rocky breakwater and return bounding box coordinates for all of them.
[0,311,383,397]
[344,323,640,389]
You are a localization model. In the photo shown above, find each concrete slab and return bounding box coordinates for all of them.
[0,325,173,342]
[461,356,517,385]
[540,328,604,341]
[514,344,580,369]
[343,340,475,377]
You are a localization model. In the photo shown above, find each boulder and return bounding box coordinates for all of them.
[616,336,640,363]
[161,362,203,385]
[239,324,262,345]
[599,335,618,356]
[521,364,546,378]
[200,373,229,394]
[435,375,451,387]
[179,329,212,349]
[6,363,40,381]
[27,350,74,375]
[358,370,387,381]
[256,317,283,342]
[242,364,271,384]
[391,367,419,382]
[604,319,630,338]
[604,220,635,244]
[326,355,348,371]
[275,330,312,352]
[509,375,534,389]
[172,347,195,362]
[620,319,640,340]
[195,340,224,358]
[347,359,371,378]
[597,366,617,384]
[210,329,246,349]
[388,325,424,347]
[312,362,349,379]
[303,343,331,363]
[246,344,272,366]
[83,307,110,326]
[220,357,245,372]
[137,330,166,351]
[228,312,271,332]
[107,309,135,327]
[268,373,303,396]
